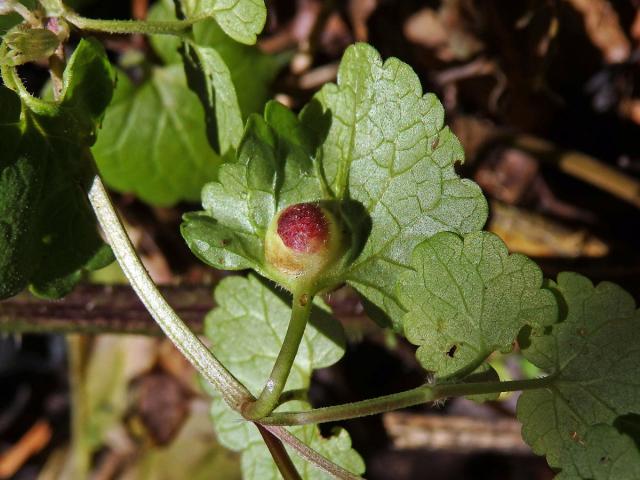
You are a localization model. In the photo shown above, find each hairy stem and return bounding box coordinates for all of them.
[243,292,313,419]
[88,175,251,409]
[88,179,361,478]
[63,11,204,36]
[256,424,303,480]
[259,376,555,426]
[11,2,40,27]
[439,353,488,383]
[278,388,309,405]
[264,425,363,480]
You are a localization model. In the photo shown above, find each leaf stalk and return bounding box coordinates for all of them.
[263,425,363,480]
[63,11,205,36]
[243,291,313,419]
[256,424,303,480]
[259,375,556,426]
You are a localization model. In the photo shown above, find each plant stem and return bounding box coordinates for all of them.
[259,376,555,426]
[48,45,65,101]
[0,48,18,91]
[63,11,204,36]
[256,424,303,480]
[278,388,309,405]
[263,425,362,480]
[88,178,360,478]
[11,2,40,27]
[438,353,487,383]
[67,335,91,478]
[87,175,251,409]
[243,292,313,420]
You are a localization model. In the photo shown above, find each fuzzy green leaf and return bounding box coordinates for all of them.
[190,19,283,120]
[399,231,557,378]
[149,1,279,119]
[243,420,365,480]
[304,43,488,329]
[181,0,266,45]
[92,65,223,206]
[554,421,640,480]
[99,0,278,206]
[201,275,364,478]
[181,100,325,279]
[181,40,244,154]
[0,38,113,300]
[517,272,640,475]
[149,0,279,137]
[183,43,487,333]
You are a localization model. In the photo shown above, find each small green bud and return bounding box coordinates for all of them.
[265,202,345,287]
[3,27,60,66]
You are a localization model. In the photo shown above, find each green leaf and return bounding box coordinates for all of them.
[0,87,44,299]
[206,275,345,399]
[190,19,282,120]
[99,0,279,206]
[242,422,365,480]
[181,211,262,271]
[181,100,325,279]
[18,35,114,139]
[183,44,486,329]
[0,38,114,300]
[147,0,182,64]
[149,0,280,125]
[554,422,640,480]
[303,43,488,329]
[0,14,22,35]
[182,0,266,45]
[398,231,557,378]
[517,272,640,474]
[181,40,243,154]
[201,275,364,478]
[92,65,223,206]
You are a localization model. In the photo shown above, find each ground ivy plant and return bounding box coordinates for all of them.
[1,1,639,479]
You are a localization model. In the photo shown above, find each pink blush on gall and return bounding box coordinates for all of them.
[277,204,329,253]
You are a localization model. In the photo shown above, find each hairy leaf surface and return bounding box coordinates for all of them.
[201,275,364,478]
[183,43,487,332]
[96,0,278,206]
[182,100,326,281]
[517,272,640,475]
[554,422,640,480]
[304,43,488,328]
[399,231,557,377]
[0,38,113,299]
[92,65,223,206]
[182,0,266,45]
[182,41,244,154]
